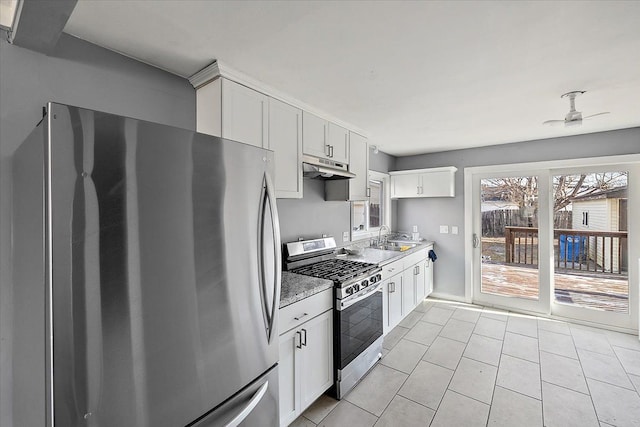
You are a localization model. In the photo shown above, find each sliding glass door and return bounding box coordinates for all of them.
[469,161,639,331]
[550,168,632,327]
[472,172,550,313]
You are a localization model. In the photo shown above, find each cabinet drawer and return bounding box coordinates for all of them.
[381,259,404,281]
[403,248,427,268]
[279,288,333,334]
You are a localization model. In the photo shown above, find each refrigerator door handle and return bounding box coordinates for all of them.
[257,171,282,343]
[225,380,270,427]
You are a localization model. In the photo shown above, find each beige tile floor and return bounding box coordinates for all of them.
[290,298,640,427]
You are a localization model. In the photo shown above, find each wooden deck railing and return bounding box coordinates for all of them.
[504,226,628,274]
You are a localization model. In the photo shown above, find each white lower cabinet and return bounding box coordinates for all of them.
[383,273,404,333]
[382,246,435,334]
[425,255,434,296]
[279,309,333,427]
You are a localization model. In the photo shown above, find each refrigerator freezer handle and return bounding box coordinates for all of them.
[225,380,269,427]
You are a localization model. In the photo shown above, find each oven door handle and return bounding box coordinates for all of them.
[338,282,383,311]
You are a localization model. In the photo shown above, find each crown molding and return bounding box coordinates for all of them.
[188,60,369,137]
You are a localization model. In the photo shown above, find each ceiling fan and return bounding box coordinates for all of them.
[543,91,609,127]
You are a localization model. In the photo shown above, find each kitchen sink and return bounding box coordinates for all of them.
[387,239,419,245]
[372,242,418,252]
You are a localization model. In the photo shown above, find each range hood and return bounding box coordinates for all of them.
[302,154,356,180]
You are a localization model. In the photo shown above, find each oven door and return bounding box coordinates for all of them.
[336,283,383,371]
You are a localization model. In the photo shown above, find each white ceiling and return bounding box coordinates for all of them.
[63,1,640,156]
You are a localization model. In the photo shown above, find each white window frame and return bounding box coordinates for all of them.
[464,154,640,333]
[351,171,391,242]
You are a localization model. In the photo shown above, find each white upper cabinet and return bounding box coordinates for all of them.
[327,123,349,164]
[302,112,349,165]
[302,111,328,159]
[325,132,368,201]
[195,77,267,147]
[221,79,268,149]
[268,99,303,198]
[390,167,457,198]
[194,77,302,198]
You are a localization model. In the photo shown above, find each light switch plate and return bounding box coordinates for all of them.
[343,231,350,242]
[452,226,459,235]
[440,225,449,234]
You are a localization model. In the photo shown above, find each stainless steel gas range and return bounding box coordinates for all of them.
[284,237,384,399]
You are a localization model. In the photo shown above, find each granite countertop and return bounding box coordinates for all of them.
[279,271,333,309]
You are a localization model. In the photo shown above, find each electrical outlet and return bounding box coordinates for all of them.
[440,225,449,234]
[343,231,350,242]
[452,226,459,235]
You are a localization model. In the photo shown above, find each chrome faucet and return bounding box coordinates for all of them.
[377,225,391,246]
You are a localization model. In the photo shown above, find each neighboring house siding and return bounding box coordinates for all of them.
[572,199,608,231]
[571,199,622,272]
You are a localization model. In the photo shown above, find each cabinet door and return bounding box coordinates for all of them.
[391,174,420,198]
[386,275,403,330]
[222,79,268,148]
[425,257,434,296]
[302,112,328,158]
[268,99,303,198]
[420,170,456,197]
[299,310,334,410]
[324,132,368,201]
[327,123,349,164]
[348,132,368,200]
[402,268,416,315]
[279,328,301,427]
[415,262,427,304]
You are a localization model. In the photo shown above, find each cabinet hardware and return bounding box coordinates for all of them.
[329,145,334,158]
[366,187,371,197]
[294,312,309,321]
[473,233,479,248]
[296,331,302,349]
[301,329,307,347]
[389,282,395,293]
[325,144,331,157]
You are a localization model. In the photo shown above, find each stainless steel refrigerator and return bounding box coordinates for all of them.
[11,103,281,426]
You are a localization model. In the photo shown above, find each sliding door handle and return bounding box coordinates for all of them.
[473,233,479,248]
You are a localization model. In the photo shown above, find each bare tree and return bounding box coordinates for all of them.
[482,172,627,213]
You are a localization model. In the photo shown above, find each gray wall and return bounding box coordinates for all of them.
[394,127,640,298]
[0,32,195,426]
[277,178,352,244]
[369,148,396,173]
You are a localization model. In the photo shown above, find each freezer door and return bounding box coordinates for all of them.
[46,103,281,426]
[190,364,279,427]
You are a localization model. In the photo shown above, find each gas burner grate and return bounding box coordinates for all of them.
[292,259,378,284]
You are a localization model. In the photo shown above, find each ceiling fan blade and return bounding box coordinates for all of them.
[583,112,610,120]
[543,119,565,126]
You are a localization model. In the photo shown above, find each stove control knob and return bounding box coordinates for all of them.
[370,276,377,284]
[353,284,360,293]
[376,273,382,282]
[345,287,354,296]
[361,279,369,288]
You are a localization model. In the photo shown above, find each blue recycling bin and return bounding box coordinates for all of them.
[559,235,586,262]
